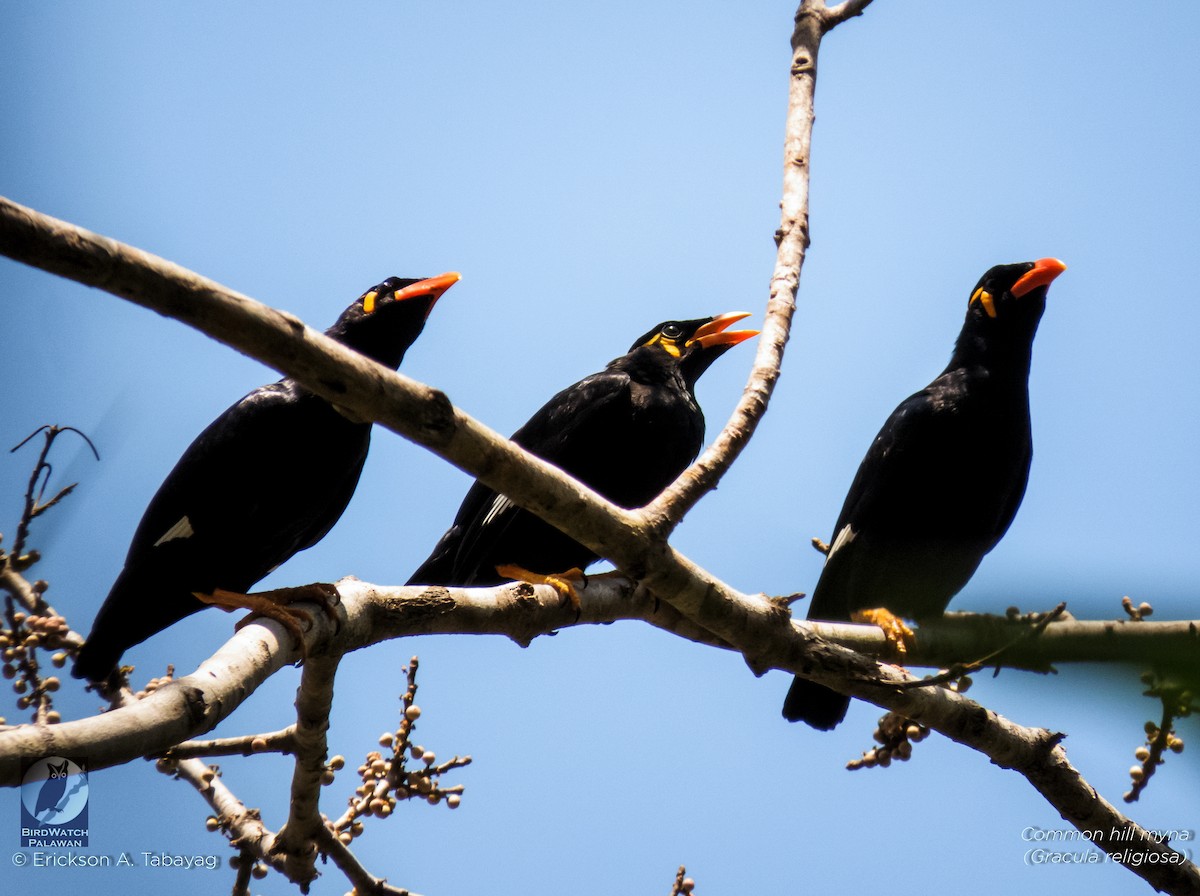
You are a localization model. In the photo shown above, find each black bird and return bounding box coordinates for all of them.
[408,313,758,594]
[783,258,1066,730]
[73,272,461,682]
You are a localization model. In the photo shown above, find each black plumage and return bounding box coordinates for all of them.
[408,313,757,588]
[783,258,1066,729]
[73,273,460,681]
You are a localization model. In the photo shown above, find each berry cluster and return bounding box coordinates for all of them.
[329,657,470,845]
[1,601,71,724]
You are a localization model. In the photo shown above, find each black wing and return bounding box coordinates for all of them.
[810,368,1031,622]
[126,381,369,581]
[76,380,369,679]
[409,369,635,585]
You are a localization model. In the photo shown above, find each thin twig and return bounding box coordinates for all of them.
[316,824,417,896]
[9,425,99,565]
[894,603,1068,689]
[167,726,299,760]
[641,1,867,533]
[669,865,694,896]
[332,658,470,836]
[1125,688,1188,803]
[821,0,876,29]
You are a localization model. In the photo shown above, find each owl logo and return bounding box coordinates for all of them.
[20,756,89,826]
[34,760,69,819]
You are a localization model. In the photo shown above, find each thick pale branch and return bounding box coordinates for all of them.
[0,195,647,570]
[0,573,1196,892]
[820,612,1200,674]
[0,575,700,781]
[275,655,339,888]
[0,613,295,783]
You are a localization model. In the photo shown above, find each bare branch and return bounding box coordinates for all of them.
[0,612,297,781]
[0,577,1195,891]
[641,1,824,531]
[640,0,876,532]
[316,824,418,896]
[818,0,877,29]
[9,424,98,566]
[168,726,298,760]
[0,575,700,778]
[274,655,339,888]
[3,573,1196,891]
[669,865,695,896]
[0,194,648,572]
[2,575,1194,776]
[169,755,279,865]
[906,611,1200,673]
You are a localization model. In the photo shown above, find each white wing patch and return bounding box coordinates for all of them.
[481,496,514,529]
[154,515,195,547]
[826,524,856,561]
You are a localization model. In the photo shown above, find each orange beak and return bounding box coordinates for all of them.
[1011,258,1067,298]
[394,271,462,303]
[690,311,759,349]
[377,271,461,318]
[363,272,461,314]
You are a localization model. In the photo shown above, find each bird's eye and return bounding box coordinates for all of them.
[661,323,683,339]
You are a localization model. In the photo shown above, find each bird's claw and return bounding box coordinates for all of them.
[851,607,915,657]
[495,564,586,615]
[194,583,342,656]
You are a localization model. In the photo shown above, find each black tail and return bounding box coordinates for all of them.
[73,568,144,682]
[72,636,122,684]
[782,675,850,730]
[72,567,205,681]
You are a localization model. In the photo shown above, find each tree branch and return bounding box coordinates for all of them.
[274,655,339,888]
[2,3,1196,888]
[0,575,702,779]
[0,194,647,571]
[1,571,1194,891]
[819,0,876,29]
[316,824,417,896]
[167,726,298,760]
[817,611,1200,674]
[641,0,874,531]
[170,755,280,873]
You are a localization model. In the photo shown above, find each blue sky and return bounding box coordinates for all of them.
[2,2,1198,894]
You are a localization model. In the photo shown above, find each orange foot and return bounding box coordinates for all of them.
[851,607,915,657]
[495,564,586,612]
[194,583,341,653]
